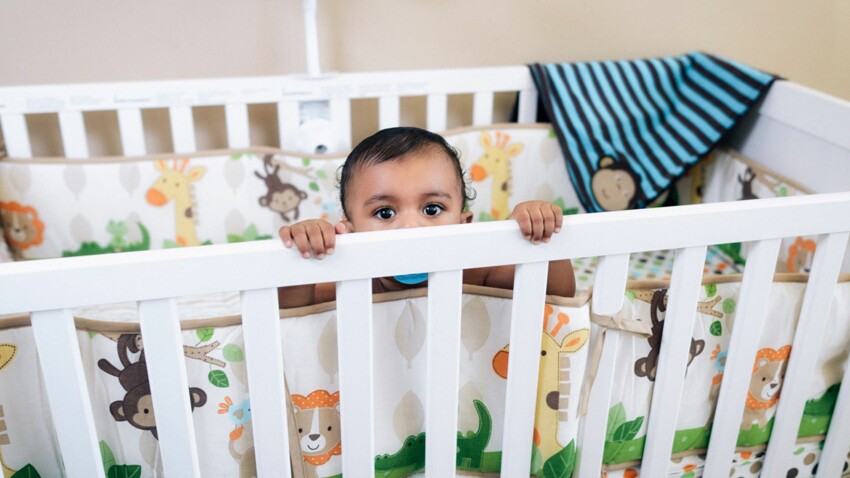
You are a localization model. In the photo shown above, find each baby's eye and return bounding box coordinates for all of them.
[423,204,444,216]
[374,207,395,220]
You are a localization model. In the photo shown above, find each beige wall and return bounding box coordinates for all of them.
[2,0,849,101]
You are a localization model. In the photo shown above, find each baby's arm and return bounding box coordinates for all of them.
[276,219,352,308]
[472,200,576,297]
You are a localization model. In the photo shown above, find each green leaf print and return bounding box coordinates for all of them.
[309,182,320,192]
[11,465,41,478]
[107,465,142,478]
[530,443,543,475]
[223,344,245,362]
[302,158,311,166]
[606,403,627,441]
[612,417,644,442]
[704,283,717,298]
[542,440,575,478]
[625,290,636,303]
[208,370,230,388]
[196,328,214,342]
[100,440,117,475]
[710,320,722,336]
[722,298,736,314]
[316,169,328,180]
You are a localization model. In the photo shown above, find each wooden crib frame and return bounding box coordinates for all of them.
[1,66,850,478]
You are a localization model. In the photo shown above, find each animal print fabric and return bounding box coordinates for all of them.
[595,279,850,474]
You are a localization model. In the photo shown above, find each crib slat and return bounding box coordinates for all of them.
[117,108,147,155]
[640,246,707,477]
[241,288,292,478]
[30,309,105,478]
[500,261,548,476]
[517,89,539,124]
[59,111,89,158]
[0,113,33,157]
[225,103,251,149]
[335,278,375,477]
[702,238,781,478]
[425,269,463,477]
[591,253,630,315]
[575,329,621,478]
[576,253,629,476]
[169,106,197,153]
[426,93,448,132]
[379,96,401,129]
[330,98,353,149]
[760,232,849,476]
[472,92,494,126]
[817,339,850,477]
[277,100,300,150]
[138,298,201,477]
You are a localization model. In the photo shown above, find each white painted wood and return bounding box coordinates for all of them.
[169,105,197,153]
[472,92,494,126]
[517,89,539,124]
[0,67,534,115]
[761,232,849,477]
[117,108,147,155]
[225,103,250,149]
[137,298,201,477]
[500,261,548,476]
[591,254,629,315]
[241,288,291,478]
[4,193,850,317]
[335,278,375,478]
[425,270,463,477]
[0,113,33,157]
[640,246,707,477]
[702,238,781,478]
[575,329,620,478]
[30,309,104,478]
[426,93,448,132]
[330,98,353,149]
[58,111,89,158]
[818,341,850,477]
[277,100,300,150]
[379,95,401,129]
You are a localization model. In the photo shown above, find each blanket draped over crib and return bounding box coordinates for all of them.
[529,52,775,212]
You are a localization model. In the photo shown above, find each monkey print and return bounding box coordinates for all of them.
[98,334,207,439]
[738,167,759,200]
[634,289,706,381]
[589,156,641,211]
[255,155,309,223]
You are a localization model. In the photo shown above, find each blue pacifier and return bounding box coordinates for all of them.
[393,273,429,285]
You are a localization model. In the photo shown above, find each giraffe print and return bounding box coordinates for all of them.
[145,159,207,246]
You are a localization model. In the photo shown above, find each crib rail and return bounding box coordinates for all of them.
[2,192,850,477]
[0,66,538,158]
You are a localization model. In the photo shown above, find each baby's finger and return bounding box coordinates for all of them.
[318,220,336,256]
[278,226,295,248]
[528,207,545,244]
[290,224,313,258]
[513,207,533,240]
[541,206,556,242]
[553,205,564,234]
[335,221,354,235]
[304,221,330,259]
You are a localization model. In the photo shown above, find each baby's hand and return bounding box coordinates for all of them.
[279,219,354,259]
[509,200,563,244]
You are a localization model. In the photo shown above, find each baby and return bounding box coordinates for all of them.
[278,127,575,307]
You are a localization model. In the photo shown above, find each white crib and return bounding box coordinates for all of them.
[1,66,850,478]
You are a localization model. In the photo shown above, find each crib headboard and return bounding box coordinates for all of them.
[0,66,539,159]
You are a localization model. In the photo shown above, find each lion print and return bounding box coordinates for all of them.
[741,345,791,430]
[291,390,342,478]
[0,201,44,259]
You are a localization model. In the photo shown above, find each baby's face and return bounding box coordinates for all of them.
[344,150,471,232]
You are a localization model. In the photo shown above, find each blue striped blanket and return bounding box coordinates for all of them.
[530,52,775,212]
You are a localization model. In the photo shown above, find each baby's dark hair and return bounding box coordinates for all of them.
[338,126,475,216]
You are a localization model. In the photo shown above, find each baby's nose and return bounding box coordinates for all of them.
[399,213,424,228]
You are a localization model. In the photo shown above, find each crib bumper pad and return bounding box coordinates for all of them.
[589,278,850,478]
[0,288,591,478]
